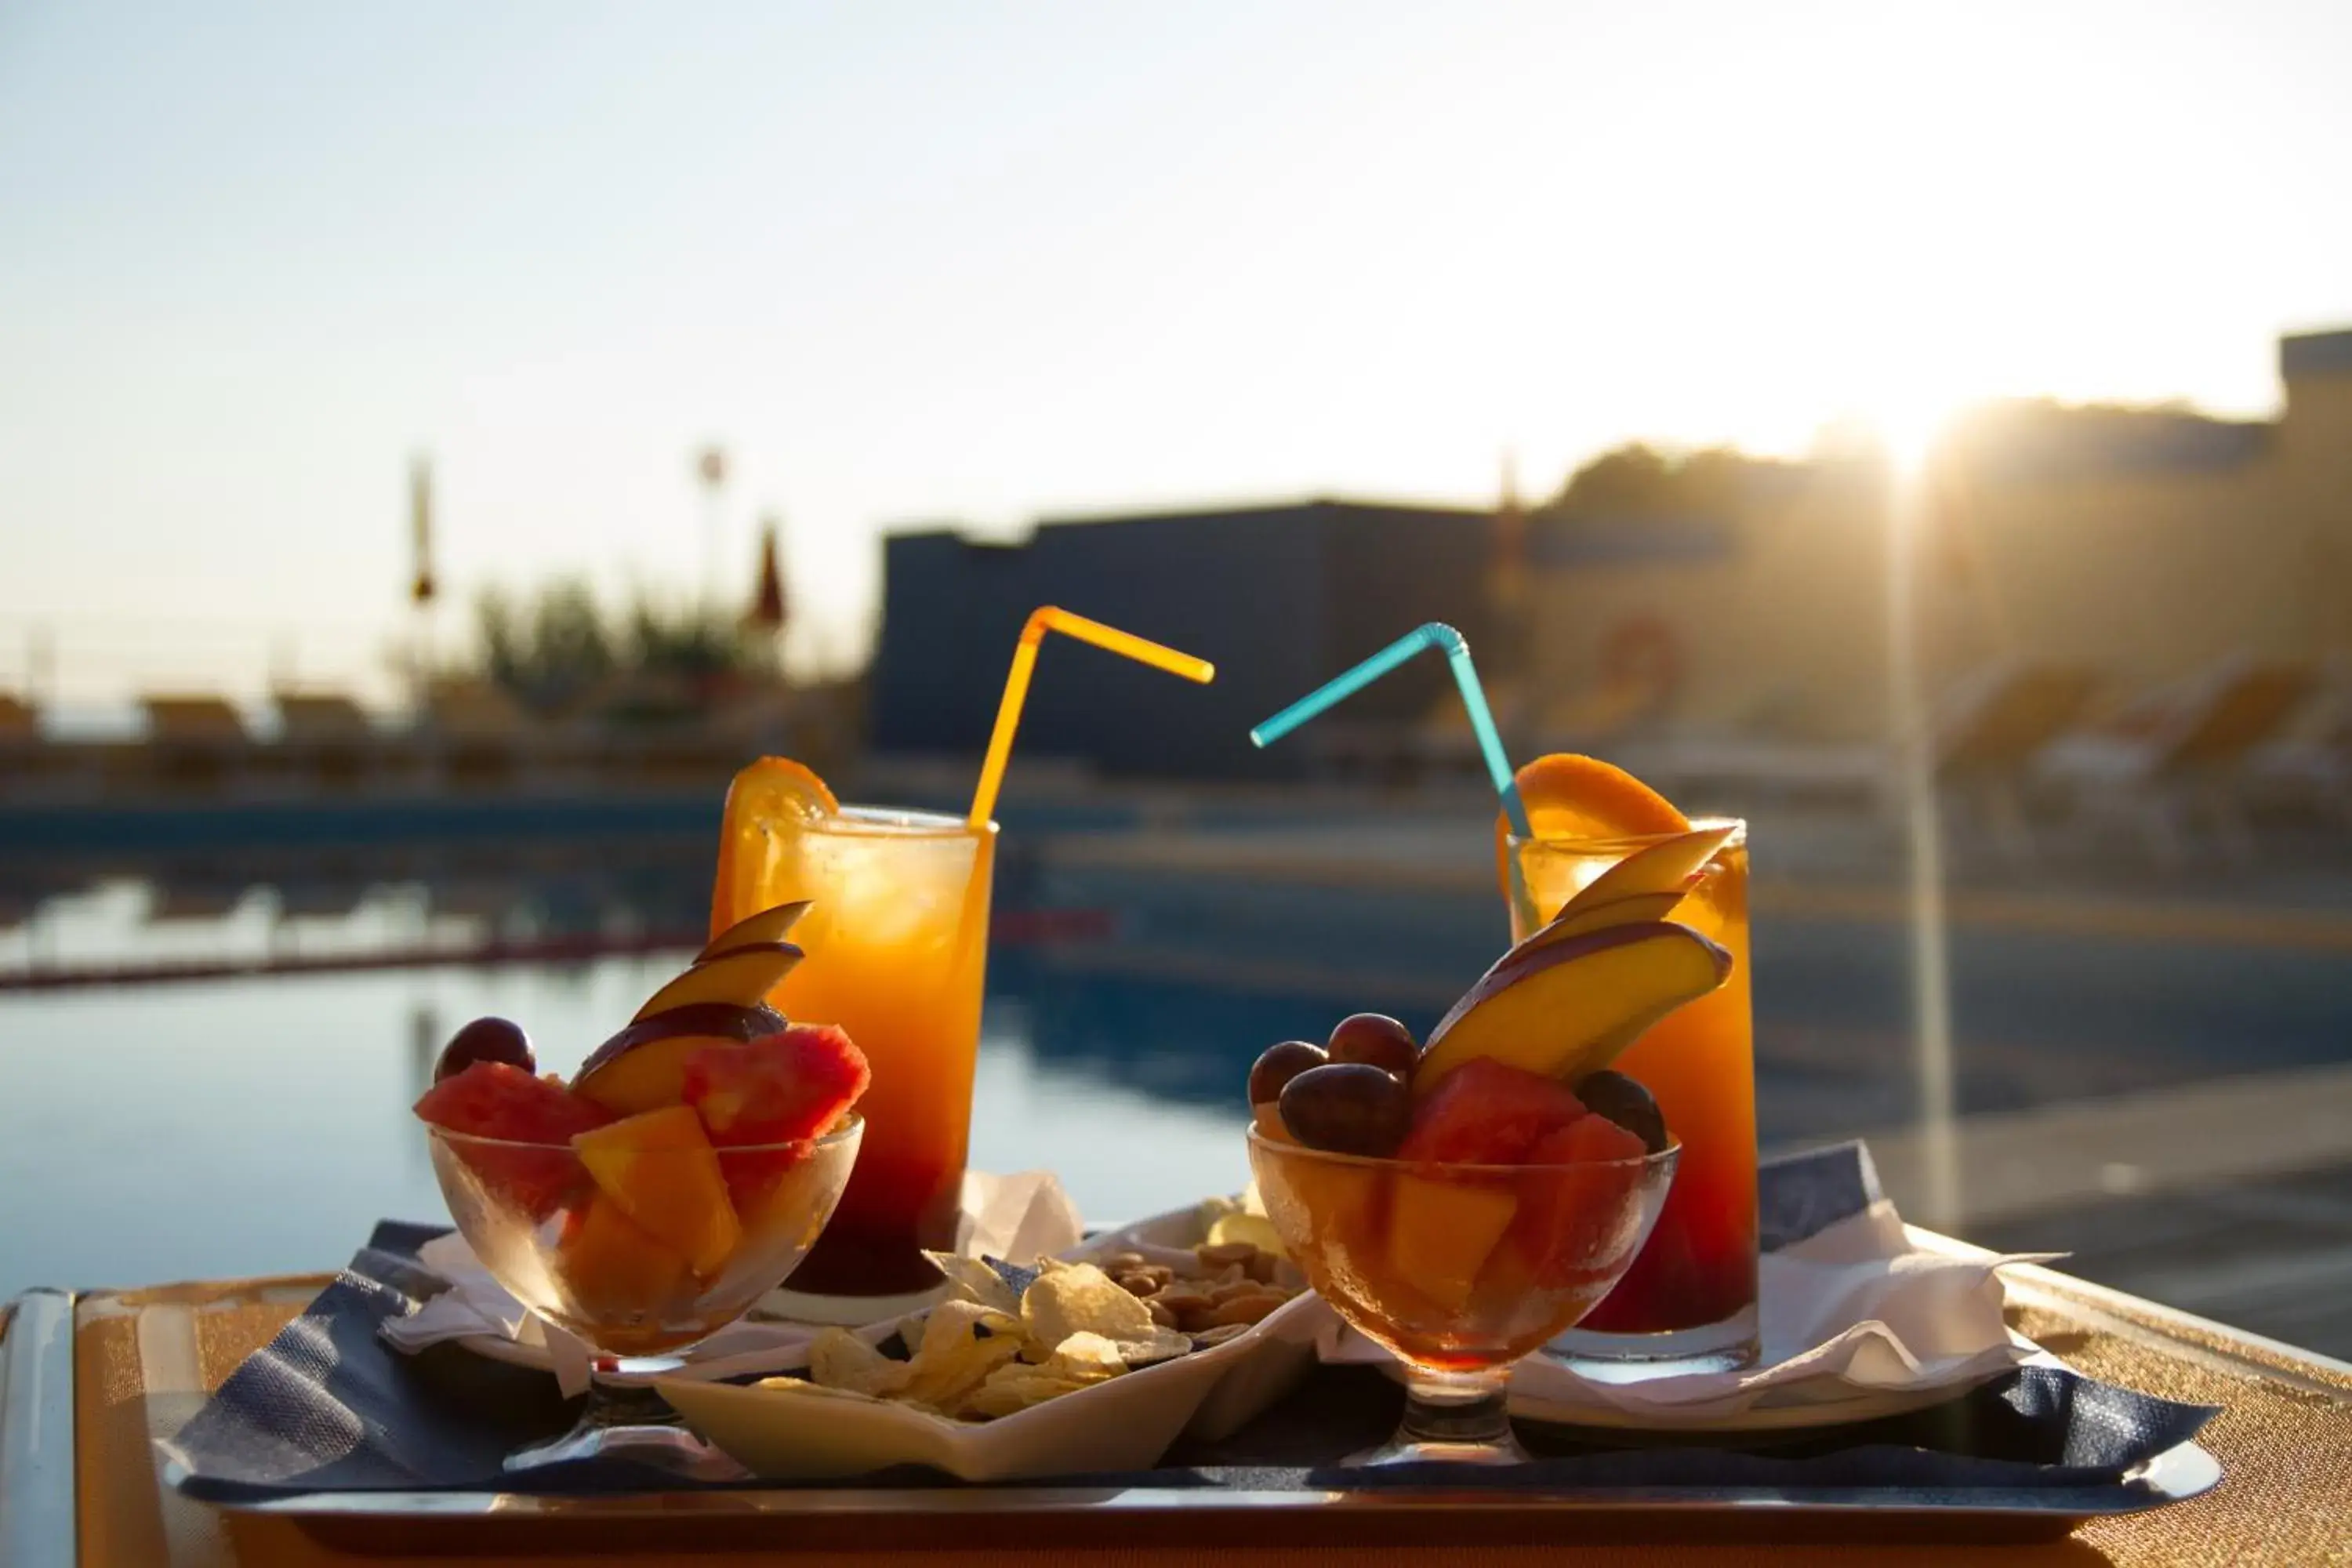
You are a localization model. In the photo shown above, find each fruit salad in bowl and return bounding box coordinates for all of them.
[412,902,869,1472]
[1247,886,1726,1465]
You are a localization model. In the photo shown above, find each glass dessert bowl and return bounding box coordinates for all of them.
[412,907,876,1475]
[1249,1126,1677,1465]
[423,1113,862,1472]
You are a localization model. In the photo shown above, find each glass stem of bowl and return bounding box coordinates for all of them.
[1397,1364,1525,1457]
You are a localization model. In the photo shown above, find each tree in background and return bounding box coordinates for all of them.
[473,581,765,719]
[1544,443,1788,521]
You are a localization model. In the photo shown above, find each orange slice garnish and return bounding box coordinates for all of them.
[710,757,840,938]
[1494,753,1690,898]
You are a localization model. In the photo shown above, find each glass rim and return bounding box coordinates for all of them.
[422,1111,864,1156]
[1506,814,1746,854]
[807,804,999,839]
[1247,1124,1679,1176]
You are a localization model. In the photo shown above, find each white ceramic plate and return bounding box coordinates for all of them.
[445,1196,1319,1480]
[1510,1373,1998,1432]
[659,1200,1322,1482]
[662,1290,1320,1483]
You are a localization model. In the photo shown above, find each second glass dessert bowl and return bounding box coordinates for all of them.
[1249,1127,1678,1466]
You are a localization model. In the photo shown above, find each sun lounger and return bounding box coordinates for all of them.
[1644,662,2095,861]
[273,691,383,793]
[134,695,252,795]
[2037,658,2317,866]
[419,681,542,793]
[2240,659,2352,831]
[0,695,37,785]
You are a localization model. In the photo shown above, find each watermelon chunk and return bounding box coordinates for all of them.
[1395,1058,1588,1166]
[682,1024,870,1212]
[1542,1112,1648,1165]
[1509,1116,1650,1287]
[414,1062,614,1218]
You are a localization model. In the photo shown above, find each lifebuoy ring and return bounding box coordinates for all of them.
[1599,614,1682,699]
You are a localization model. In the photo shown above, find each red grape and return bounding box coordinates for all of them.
[1325,1012,1418,1080]
[1574,1069,1668,1153]
[435,1017,535,1082]
[1279,1063,1412,1157]
[1248,1040,1327,1105]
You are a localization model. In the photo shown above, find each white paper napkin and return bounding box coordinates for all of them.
[1315,1197,2059,1421]
[382,1169,1085,1398]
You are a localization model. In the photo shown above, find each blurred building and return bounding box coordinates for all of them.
[1521,325,2352,743]
[869,499,1495,779]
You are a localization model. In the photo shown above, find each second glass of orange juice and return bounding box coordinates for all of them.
[1506,819,1758,1371]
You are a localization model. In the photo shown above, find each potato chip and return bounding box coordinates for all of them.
[925,1251,1022,1317]
[898,1299,1027,1410]
[806,1327,911,1398]
[1039,1330,1127,1381]
[956,1367,1094,1419]
[1111,1325,1196,1367]
[913,1298,1022,1353]
[1019,1261,1154,1356]
[754,1238,1290,1425]
[752,1375,893,1405]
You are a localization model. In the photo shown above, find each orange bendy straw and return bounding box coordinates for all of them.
[968,607,1216,827]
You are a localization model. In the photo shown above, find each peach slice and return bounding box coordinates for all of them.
[574,1001,787,1116]
[1416,921,1732,1095]
[697,900,814,964]
[1522,824,1737,946]
[1388,1173,1518,1313]
[630,943,804,1025]
[573,1105,742,1277]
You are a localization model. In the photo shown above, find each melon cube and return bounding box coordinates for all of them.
[573,1105,742,1278]
[557,1192,689,1316]
[1387,1172,1519,1312]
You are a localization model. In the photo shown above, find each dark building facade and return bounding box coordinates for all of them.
[869,499,1498,781]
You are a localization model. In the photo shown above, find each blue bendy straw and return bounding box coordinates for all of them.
[1251,622,1530,839]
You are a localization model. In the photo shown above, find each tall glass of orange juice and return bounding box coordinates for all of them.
[1506,819,1758,1371]
[746,805,996,1299]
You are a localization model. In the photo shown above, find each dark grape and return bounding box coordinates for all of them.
[1324,1012,1419,1080]
[435,1017,535,1082]
[1279,1063,1412,1157]
[1248,1040,1327,1105]
[1575,1069,1668,1153]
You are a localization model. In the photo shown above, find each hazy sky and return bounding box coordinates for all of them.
[3,0,2348,705]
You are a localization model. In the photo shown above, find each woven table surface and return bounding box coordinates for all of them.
[46,1258,2352,1567]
